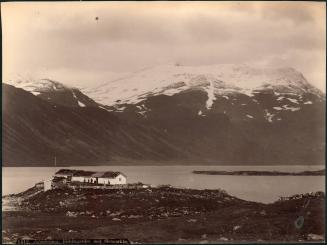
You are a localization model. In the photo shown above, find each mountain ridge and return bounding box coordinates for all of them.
[80,64,324,107]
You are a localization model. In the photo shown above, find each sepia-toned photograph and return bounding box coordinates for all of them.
[1,1,326,244]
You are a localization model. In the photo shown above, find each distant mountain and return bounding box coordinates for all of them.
[2,64,325,166]
[6,76,100,108]
[82,63,324,108]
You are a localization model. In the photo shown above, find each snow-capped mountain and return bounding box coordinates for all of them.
[82,63,324,124]
[2,64,325,166]
[83,63,323,107]
[5,76,99,108]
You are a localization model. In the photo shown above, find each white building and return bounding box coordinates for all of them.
[91,172,127,185]
[55,169,127,185]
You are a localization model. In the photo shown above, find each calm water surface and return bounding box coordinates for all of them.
[2,165,325,203]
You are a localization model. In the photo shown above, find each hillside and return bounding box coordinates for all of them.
[2,187,325,243]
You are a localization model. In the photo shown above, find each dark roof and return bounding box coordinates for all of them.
[92,171,124,178]
[73,170,96,177]
[55,169,95,177]
[55,169,76,175]
[52,176,66,182]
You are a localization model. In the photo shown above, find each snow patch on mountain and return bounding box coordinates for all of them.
[72,91,86,107]
[137,111,147,117]
[99,106,112,112]
[264,110,274,123]
[134,104,150,117]
[282,105,301,112]
[272,104,301,112]
[77,101,86,107]
[204,80,216,109]
[115,106,126,112]
[287,98,299,104]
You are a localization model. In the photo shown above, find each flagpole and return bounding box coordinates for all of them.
[54,155,57,173]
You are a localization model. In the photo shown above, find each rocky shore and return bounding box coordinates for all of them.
[2,186,325,243]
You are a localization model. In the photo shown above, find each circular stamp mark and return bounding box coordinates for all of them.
[294,216,304,229]
[294,199,311,229]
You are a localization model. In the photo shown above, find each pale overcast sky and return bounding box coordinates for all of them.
[2,1,326,91]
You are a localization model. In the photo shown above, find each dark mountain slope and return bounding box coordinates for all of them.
[2,84,189,166]
[112,88,325,165]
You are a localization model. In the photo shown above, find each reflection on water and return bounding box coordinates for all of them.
[2,165,325,203]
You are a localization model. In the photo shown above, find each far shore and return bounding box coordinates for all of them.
[193,169,325,176]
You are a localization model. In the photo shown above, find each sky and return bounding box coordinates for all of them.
[2,1,326,91]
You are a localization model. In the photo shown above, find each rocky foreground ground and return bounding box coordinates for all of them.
[2,186,325,244]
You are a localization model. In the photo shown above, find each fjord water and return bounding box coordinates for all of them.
[2,165,324,203]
